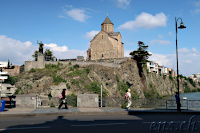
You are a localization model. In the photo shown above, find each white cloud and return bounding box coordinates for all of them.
[117,12,167,30]
[192,9,200,13]
[84,30,99,40]
[124,50,132,57]
[114,0,131,9]
[58,15,66,18]
[0,35,87,65]
[65,5,73,8]
[149,39,172,45]
[194,1,200,7]
[54,49,87,60]
[65,8,90,22]
[149,48,200,76]
[44,43,87,59]
[178,48,190,53]
[44,43,68,52]
[0,35,37,65]
[158,34,163,39]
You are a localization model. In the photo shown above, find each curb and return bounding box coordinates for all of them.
[1,109,200,118]
[0,111,128,118]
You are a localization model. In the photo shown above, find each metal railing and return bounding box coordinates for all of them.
[36,96,200,110]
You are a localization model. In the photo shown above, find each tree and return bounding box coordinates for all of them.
[130,41,151,77]
[44,49,56,61]
[32,49,56,61]
[32,50,39,61]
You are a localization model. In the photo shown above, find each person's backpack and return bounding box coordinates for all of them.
[59,93,63,99]
[125,92,128,100]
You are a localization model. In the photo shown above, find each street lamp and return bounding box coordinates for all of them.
[175,17,186,111]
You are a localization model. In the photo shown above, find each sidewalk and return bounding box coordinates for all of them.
[1,107,200,117]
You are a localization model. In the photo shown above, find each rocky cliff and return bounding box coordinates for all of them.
[14,59,199,98]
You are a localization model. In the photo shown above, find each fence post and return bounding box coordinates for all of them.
[36,94,37,109]
[166,99,167,110]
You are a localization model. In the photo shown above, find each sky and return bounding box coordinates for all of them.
[0,0,200,77]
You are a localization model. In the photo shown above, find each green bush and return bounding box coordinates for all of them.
[183,82,191,93]
[85,68,90,74]
[85,82,107,97]
[4,75,16,85]
[73,64,79,69]
[50,103,55,107]
[67,70,85,76]
[169,74,173,81]
[14,87,22,95]
[117,82,129,96]
[69,67,74,71]
[163,75,166,80]
[132,90,139,99]
[188,78,196,87]
[66,93,77,107]
[45,63,61,70]
[143,88,160,99]
[116,75,120,82]
[29,68,36,73]
[66,83,70,89]
[53,75,66,84]
[121,100,127,109]
[144,83,160,98]
[71,79,79,86]
[69,62,72,65]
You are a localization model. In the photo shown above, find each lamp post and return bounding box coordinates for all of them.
[175,17,186,111]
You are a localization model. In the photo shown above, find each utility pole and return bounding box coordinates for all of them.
[101,83,102,107]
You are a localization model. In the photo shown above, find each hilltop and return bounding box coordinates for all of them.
[13,59,200,99]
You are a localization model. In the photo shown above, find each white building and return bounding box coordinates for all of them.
[196,73,200,79]
[146,62,159,74]
[158,66,167,75]
[190,74,196,79]
[0,62,8,68]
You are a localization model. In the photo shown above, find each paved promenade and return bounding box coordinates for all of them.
[1,107,200,117]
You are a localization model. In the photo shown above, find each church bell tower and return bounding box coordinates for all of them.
[101,14,114,33]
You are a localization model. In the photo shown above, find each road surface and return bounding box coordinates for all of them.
[0,113,200,133]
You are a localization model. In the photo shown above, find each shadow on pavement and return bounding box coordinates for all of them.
[0,115,143,133]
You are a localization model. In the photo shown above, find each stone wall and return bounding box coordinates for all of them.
[77,94,99,108]
[5,65,20,76]
[15,94,37,109]
[25,58,123,72]
[25,54,44,71]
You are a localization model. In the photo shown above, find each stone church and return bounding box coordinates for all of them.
[87,16,124,61]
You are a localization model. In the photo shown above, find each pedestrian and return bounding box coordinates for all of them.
[126,89,132,110]
[175,92,181,111]
[58,89,68,109]
[175,92,178,104]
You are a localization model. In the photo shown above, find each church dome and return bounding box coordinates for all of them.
[101,16,114,25]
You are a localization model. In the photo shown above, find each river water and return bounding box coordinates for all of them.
[168,92,200,109]
[179,92,200,100]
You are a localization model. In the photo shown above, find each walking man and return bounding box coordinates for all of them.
[126,89,132,110]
